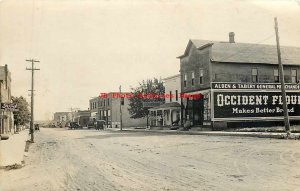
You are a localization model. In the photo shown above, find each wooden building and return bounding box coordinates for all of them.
[178,32,300,129]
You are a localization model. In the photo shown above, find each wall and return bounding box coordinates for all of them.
[180,44,211,93]
[212,62,300,83]
[164,75,181,104]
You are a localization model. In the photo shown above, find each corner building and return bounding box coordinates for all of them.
[178,33,300,129]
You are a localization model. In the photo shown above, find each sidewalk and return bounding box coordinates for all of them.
[0,130,28,167]
[107,128,300,139]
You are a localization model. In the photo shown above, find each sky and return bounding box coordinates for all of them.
[0,0,299,120]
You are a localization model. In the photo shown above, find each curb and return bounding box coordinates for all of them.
[108,129,300,139]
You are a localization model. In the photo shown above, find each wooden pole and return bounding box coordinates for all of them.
[274,17,291,136]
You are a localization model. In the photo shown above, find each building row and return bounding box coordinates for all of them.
[55,32,300,130]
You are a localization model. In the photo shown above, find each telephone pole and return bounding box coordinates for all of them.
[274,17,291,136]
[26,59,40,142]
[119,85,123,131]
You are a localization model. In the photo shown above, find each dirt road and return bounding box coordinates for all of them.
[0,128,300,191]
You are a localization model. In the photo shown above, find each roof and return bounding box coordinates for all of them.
[178,39,300,65]
[162,74,180,81]
[149,102,181,110]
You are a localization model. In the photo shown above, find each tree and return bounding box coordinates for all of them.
[12,96,30,127]
[128,78,165,119]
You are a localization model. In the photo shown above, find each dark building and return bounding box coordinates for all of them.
[0,65,13,135]
[178,33,300,129]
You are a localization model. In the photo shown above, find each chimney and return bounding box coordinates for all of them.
[229,32,235,43]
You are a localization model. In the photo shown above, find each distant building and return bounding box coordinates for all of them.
[0,65,13,135]
[53,112,72,122]
[149,74,181,127]
[96,92,146,128]
[74,110,90,127]
[178,32,300,129]
[89,97,100,121]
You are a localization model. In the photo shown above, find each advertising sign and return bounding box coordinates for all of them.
[213,91,300,119]
[211,82,300,121]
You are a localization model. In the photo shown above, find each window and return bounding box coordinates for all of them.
[107,98,110,106]
[175,90,178,101]
[104,100,106,106]
[274,69,279,83]
[291,69,297,83]
[183,74,187,87]
[252,68,258,83]
[191,72,195,86]
[199,69,204,84]
[169,91,172,102]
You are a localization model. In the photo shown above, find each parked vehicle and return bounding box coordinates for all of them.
[95,120,106,130]
[34,124,40,131]
[69,122,82,129]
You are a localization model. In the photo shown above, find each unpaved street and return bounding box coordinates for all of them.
[1,128,300,191]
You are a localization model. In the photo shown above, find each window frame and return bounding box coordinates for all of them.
[291,69,297,83]
[199,69,204,84]
[251,68,258,83]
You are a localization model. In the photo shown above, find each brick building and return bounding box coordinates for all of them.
[96,92,146,128]
[0,65,13,135]
[178,33,300,129]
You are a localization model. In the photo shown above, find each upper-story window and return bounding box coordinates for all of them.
[175,90,178,101]
[252,68,258,83]
[90,103,92,110]
[291,69,297,83]
[274,69,279,83]
[107,98,110,106]
[183,73,187,87]
[169,91,172,102]
[199,69,204,84]
[191,72,195,86]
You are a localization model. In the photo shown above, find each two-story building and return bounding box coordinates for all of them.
[96,92,146,128]
[0,65,13,135]
[178,32,300,129]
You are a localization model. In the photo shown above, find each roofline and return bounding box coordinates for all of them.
[162,74,180,81]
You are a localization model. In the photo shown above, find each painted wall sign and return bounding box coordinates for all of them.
[211,82,300,90]
[213,91,300,119]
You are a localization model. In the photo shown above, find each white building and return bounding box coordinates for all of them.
[149,74,181,127]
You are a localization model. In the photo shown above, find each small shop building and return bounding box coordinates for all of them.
[178,32,300,129]
[149,74,181,128]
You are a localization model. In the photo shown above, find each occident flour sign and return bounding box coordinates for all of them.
[211,82,300,120]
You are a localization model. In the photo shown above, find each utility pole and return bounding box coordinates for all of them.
[26,59,40,142]
[274,17,291,136]
[119,85,123,131]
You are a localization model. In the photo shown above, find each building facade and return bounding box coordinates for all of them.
[149,74,181,127]
[74,110,90,127]
[178,33,300,129]
[97,92,146,128]
[0,65,13,135]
